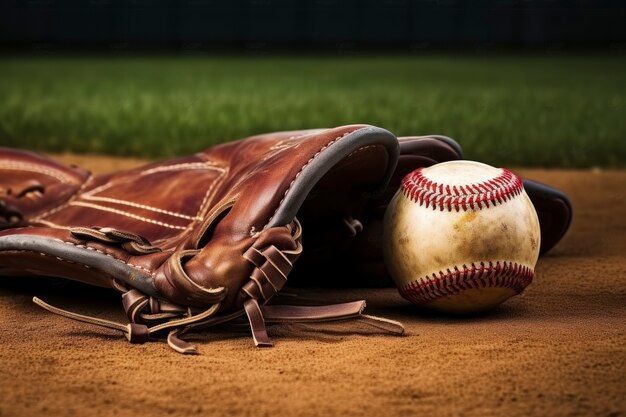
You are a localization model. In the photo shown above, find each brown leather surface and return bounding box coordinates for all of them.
[0,125,403,348]
[0,148,89,228]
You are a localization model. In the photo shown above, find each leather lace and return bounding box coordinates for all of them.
[32,218,405,353]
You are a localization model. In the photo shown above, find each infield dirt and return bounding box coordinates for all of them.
[0,155,624,417]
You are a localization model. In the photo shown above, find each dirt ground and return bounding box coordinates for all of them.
[0,155,624,417]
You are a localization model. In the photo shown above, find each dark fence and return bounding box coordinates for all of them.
[1,0,625,52]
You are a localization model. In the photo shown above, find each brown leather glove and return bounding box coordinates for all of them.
[0,125,412,353]
[0,126,572,352]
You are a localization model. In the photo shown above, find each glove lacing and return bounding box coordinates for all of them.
[32,218,404,354]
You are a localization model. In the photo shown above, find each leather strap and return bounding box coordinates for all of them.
[126,323,150,343]
[32,295,221,352]
[262,302,405,334]
[243,299,273,348]
[122,289,149,323]
[167,329,198,355]
[262,301,366,322]
[71,227,162,255]
[241,300,405,347]
[359,314,405,335]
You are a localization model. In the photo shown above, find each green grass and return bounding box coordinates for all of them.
[1,55,625,167]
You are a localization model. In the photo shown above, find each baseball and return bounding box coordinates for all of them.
[383,160,541,313]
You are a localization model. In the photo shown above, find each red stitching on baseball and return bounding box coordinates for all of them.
[401,168,523,212]
[398,261,533,305]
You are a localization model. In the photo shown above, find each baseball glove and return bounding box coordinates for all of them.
[0,125,450,353]
[0,125,571,353]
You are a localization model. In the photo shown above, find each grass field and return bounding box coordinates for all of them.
[0,55,624,167]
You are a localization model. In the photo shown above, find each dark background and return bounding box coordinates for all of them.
[1,0,625,53]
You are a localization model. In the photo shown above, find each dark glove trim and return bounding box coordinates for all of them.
[267,126,399,228]
[0,235,158,296]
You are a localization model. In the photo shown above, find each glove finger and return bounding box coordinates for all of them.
[523,179,573,255]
